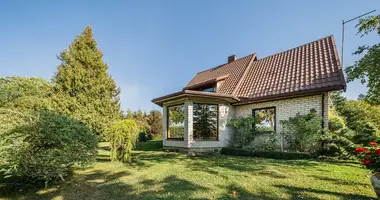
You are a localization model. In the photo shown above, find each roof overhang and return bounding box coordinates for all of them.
[153,84,345,107]
[152,90,240,107]
[233,85,345,106]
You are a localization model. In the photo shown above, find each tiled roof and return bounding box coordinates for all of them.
[153,35,346,106]
[236,35,346,99]
[185,54,256,94]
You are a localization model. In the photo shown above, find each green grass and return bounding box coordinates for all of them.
[0,140,377,200]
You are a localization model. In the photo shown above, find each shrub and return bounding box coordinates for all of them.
[107,119,139,163]
[354,141,380,172]
[139,131,149,142]
[328,113,345,133]
[352,121,380,145]
[147,110,163,138]
[125,110,151,140]
[151,133,163,140]
[281,109,323,153]
[338,100,380,132]
[227,116,255,148]
[252,134,278,152]
[220,147,312,160]
[317,108,351,158]
[0,110,97,186]
[0,76,51,106]
[316,143,341,157]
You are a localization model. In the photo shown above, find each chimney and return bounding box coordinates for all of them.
[228,55,237,63]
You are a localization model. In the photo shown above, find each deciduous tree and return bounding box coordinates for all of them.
[147,110,162,138]
[345,15,380,105]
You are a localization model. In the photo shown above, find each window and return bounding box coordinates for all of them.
[253,107,276,134]
[167,105,185,140]
[202,87,215,92]
[193,103,218,140]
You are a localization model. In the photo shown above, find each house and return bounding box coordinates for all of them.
[152,36,346,152]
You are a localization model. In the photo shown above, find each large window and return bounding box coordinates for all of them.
[167,105,185,140]
[253,107,276,134]
[193,103,218,140]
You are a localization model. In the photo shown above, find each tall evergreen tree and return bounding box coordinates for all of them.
[51,26,121,135]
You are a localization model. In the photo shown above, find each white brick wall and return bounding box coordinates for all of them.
[162,93,328,150]
[235,94,328,136]
[235,94,328,150]
[235,94,328,134]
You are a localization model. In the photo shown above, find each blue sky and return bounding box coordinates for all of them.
[1,1,379,111]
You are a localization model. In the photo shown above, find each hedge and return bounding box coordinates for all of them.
[220,147,312,160]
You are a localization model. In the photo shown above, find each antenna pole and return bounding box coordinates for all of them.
[341,10,376,68]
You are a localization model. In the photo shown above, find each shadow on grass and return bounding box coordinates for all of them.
[216,183,375,200]
[1,142,375,200]
[137,175,209,199]
[274,184,375,200]
[1,171,209,200]
[135,140,163,151]
[98,145,111,151]
[216,184,281,200]
[0,170,74,199]
[96,154,111,163]
[310,175,365,187]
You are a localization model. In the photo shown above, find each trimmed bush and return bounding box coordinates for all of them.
[0,110,98,185]
[281,109,322,153]
[252,134,278,152]
[107,120,139,163]
[220,147,312,160]
[227,116,255,148]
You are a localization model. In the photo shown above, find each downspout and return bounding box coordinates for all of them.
[321,93,326,150]
[321,93,325,129]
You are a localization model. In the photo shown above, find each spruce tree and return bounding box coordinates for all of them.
[52,26,121,136]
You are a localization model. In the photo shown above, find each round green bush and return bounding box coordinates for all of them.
[0,110,98,185]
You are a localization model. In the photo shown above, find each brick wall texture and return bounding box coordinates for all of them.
[162,93,329,149]
[235,93,329,133]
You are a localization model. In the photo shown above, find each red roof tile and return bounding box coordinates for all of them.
[184,54,256,94]
[152,35,346,105]
[236,36,345,99]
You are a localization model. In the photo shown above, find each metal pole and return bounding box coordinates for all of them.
[341,10,376,68]
[341,21,344,68]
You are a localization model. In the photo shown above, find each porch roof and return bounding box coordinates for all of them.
[151,90,240,106]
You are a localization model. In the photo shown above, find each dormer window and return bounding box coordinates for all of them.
[187,82,216,93]
[203,87,215,92]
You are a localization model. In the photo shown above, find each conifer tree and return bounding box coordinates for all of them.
[52,26,121,136]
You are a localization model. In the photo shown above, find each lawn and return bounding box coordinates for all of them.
[0,141,377,200]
